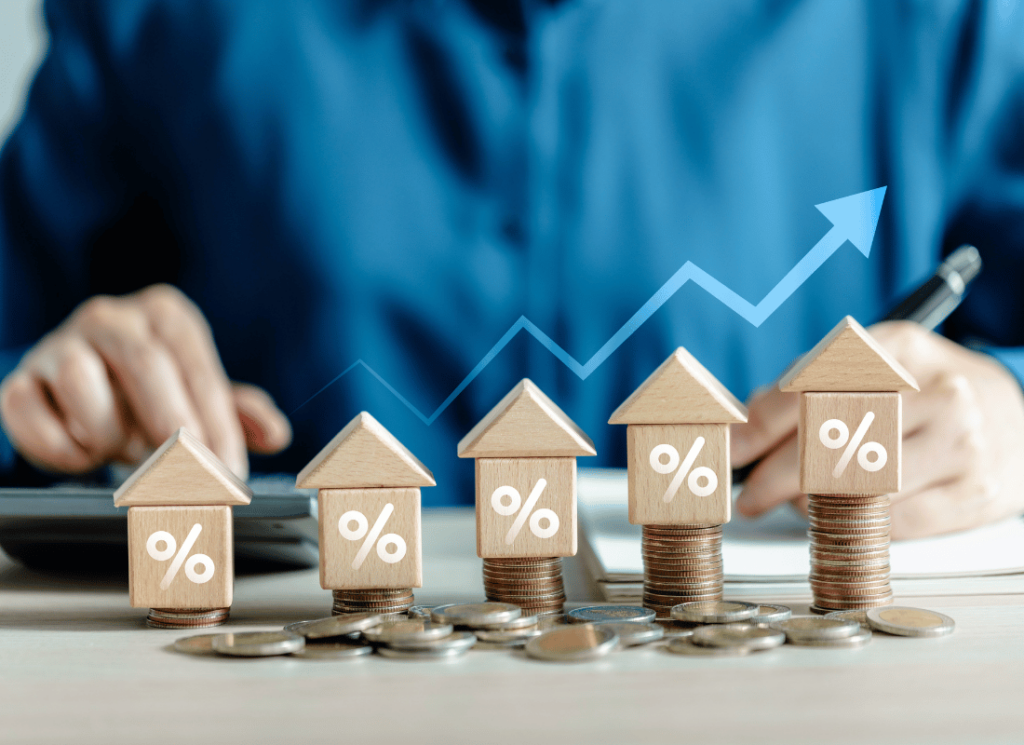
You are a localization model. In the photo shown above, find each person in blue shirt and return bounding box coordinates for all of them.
[0,0,1022,539]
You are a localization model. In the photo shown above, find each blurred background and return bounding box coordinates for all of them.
[0,0,44,146]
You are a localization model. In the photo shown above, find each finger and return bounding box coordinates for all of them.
[898,421,982,497]
[25,336,127,458]
[735,434,801,517]
[732,385,799,466]
[0,371,95,472]
[233,383,292,455]
[78,305,206,449]
[889,479,986,540]
[139,286,246,477]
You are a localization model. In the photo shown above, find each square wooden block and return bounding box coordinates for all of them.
[318,488,422,590]
[475,458,576,558]
[128,505,233,609]
[800,392,901,495]
[627,424,730,525]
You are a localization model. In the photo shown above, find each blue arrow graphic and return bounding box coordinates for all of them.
[295,186,886,424]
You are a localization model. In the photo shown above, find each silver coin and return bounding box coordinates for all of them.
[292,641,374,659]
[362,619,454,645]
[525,624,619,662]
[567,606,656,625]
[173,633,221,655]
[597,622,665,647]
[787,626,873,648]
[774,616,861,641]
[387,631,478,652]
[665,637,750,656]
[474,628,543,644]
[285,613,382,639]
[866,606,955,638]
[473,613,540,631]
[692,623,785,651]
[407,605,433,619]
[670,600,759,624]
[750,604,792,625]
[212,631,305,657]
[824,609,871,627]
[658,623,697,640]
[431,602,521,626]
[377,645,470,660]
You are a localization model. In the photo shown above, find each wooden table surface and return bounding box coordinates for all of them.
[1,508,1022,745]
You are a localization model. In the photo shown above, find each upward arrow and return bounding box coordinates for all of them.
[294,187,888,424]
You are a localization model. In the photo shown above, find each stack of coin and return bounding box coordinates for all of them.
[807,494,893,613]
[482,557,565,617]
[641,525,723,618]
[332,588,414,616]
[147,607,229,629]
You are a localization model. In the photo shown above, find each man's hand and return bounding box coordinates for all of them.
[731,321,1024,539]
[0,284,291,479]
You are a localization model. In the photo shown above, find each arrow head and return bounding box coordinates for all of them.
[815,186,887,257]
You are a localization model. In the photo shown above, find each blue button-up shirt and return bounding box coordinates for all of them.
[1,0,1023,504]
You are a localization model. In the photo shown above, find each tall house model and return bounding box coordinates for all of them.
[297,412,435,616]
[780,316,919,612]
[459,379,595,616]
[114,428,252,629]
[609,348,747,615]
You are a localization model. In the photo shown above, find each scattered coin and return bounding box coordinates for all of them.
[172,633,221,655]
[292,641,374,659]
[377,646,470,660]
[750,604,792,625]
[386,631,478,653]
[774,616,861,642]
[525,624,619,662]
[787,626,872,648]
[671,600,759,624]
[597,622,664,647]
[665,637,750,656]
[474,628,543,644]
[212,631,305,657]
[362,619,454,645]
[692,623,785,652]
[824,609,871,627]
[407,605,433,619]
[658,624,696,640]
[285,613,382,639]
[431,602,521,627]
[568,606,656,625]
[474,613,539,631]
[866,606,955,638]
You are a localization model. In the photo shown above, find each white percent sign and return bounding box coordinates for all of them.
[649,438,718,502]
[819,412,888,477]
[491,479,559,545]
[146,524,215,590]
[339,503,407,569]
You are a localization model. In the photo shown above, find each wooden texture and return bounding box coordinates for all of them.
[114,428,251,507]
[458,379,596,458]
[779,315,920,392]
[296,412,435,489]
[627,424,731,525]
[799,392,901,495]
[318,488,422,590]
[475,458,576,558]
[608,347,748,424]
[127,505,233,609]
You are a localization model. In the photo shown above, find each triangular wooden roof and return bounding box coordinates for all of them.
[608,348,748,424]
[296,411,435,488]
[113,428,252,507]
[779,316,919,392]
[457,379,596,458]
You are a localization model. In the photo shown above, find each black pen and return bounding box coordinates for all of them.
[733,244,982,483]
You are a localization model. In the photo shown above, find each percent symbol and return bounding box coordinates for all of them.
[491,480,559,545]
[146,524,215,590]
[819,412,887,477]
[339,504,407,569]
[650,439,718,503]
